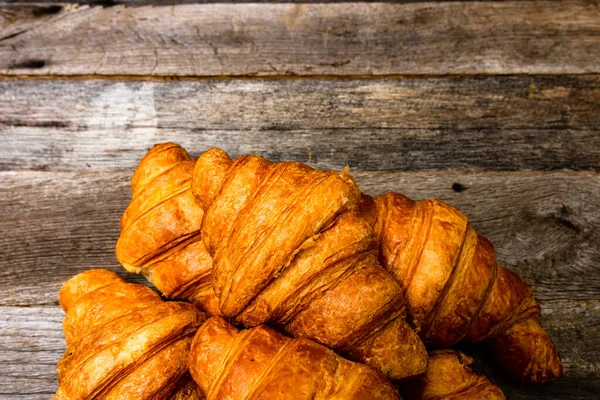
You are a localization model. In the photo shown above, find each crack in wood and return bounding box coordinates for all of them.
[0,119,70,128]
[0,29,28,43]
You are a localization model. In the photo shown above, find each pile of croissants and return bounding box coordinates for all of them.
[55,143,564,399]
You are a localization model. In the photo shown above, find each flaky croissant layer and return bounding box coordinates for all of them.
[55,269,206,400]
[116,143,220,314]
[361,193,564,383]
[189,316,401,400]
[191,147,427,380]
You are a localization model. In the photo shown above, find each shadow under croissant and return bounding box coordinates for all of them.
[400,349,506,400]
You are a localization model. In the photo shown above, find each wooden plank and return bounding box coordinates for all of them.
[0,171,144,307]
[1,76,599,172]
[1,299,598,399]
[1,1,599,76]
[0,170,598,306]
[0,306,63,399]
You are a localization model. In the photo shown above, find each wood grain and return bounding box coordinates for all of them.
[1,169,598,306]
[0,171,144,307]
[0,306,63,399]
[1,298,597,399]
[1,1,599,76]
[2,76,599,172]
[1,0,598,398]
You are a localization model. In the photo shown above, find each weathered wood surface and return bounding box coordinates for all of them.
[1,299,598,399]
[2,0,599,398]
[1,169,598,306]
[1,76,599,171]
[2,1,600,76]
[0,307,63,399]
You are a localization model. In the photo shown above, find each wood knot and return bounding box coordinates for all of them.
[554,204,581,233]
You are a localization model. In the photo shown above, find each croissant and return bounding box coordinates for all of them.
[360,193,564,383]
[55,269,206,399]
[401,350,505,400]
[188,316,400,399]
[116,143,220,315]
[188,147,428,380]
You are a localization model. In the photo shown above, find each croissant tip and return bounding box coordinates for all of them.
[522,363,565,384]
[340,165,351,178]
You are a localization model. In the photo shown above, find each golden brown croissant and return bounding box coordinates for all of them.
[55,269,206,399]
[116,143,220,315]
[190,147,427,380]
[360,193,564,383]
[401,350,505,400]
[188,316,401,399]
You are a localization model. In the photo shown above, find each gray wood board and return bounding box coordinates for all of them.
[1,299,597,399]
[1,169,598,307]
[1,1,599,76]
[0,306,63,399]
[1,76,599,172]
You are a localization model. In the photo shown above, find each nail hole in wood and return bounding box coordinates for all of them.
[452,183,466,193]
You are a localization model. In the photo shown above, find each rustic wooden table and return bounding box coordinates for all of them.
[1,1,599,398]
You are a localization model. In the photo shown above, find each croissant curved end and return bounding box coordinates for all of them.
[401,350,505,400]
[192,147,233,210]
[491,318,565,383]
[59,269,124,313]
[131,142,191,197]
[56,269,207,399]
[188,316,239,394]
